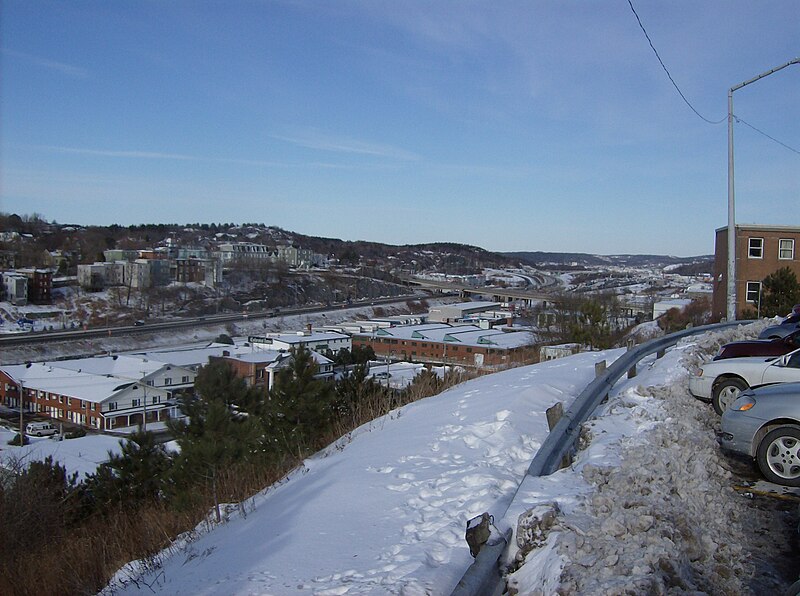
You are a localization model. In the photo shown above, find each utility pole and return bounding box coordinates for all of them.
[17,378,25,444]
[141,370,148,432]
[726,57,799,321]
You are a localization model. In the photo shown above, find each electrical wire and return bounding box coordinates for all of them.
[734,115,800,156]
[627,0,726,125]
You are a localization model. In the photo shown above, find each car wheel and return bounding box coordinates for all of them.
[711,378,748,415]
[756,426,800,487]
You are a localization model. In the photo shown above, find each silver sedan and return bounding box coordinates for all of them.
[720,382,800,486]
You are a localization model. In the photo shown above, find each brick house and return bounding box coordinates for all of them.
[212,348,335,392]
[713,224,800,319]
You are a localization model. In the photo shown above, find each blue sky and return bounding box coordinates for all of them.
[1,1,798,256]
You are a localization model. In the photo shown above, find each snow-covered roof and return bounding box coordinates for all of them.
[375,323,453,340]
[429,301,500,312]
[261,330,350,344]
[53,354,168,379]
[0,362,167,404]
[134,343,276,369]
[221,349,287,364]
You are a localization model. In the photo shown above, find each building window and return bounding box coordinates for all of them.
[182,376,190,383]
[132,398,140,407]
[164,378,172,386]
[108,402,117,411]
[748,238,763,259]
[779,239,795,260]
[746,281,761,303]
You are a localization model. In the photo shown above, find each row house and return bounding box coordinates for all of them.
[0,355,196,430]
[0,363,176,431]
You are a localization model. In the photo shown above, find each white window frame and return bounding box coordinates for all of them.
[748,238,764,259]
[779,238,795,260]
[746,281,762,303]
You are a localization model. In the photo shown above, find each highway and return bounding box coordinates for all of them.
[0,294,419,348]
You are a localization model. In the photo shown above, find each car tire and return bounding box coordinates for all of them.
[756,426,800,487]
[711,378,748,415]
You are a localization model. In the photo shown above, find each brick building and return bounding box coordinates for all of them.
[713,224,800,319]
[16,268,52,304]
[352,323,534,368]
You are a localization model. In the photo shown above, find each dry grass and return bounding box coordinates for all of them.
[0,357,537,595]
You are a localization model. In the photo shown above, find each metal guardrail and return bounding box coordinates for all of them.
[452,320,753,596]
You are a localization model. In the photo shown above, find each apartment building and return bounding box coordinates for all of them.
[712,224,800,319]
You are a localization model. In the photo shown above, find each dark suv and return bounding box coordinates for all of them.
[714,328,800,361]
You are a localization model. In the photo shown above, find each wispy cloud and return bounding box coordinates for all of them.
[41,146,197,160]
[3,48,89,79]
[33,144,394,171]
[272,129,420,161]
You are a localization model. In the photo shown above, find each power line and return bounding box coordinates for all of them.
[627,0,726,125]
[734,115,800,156]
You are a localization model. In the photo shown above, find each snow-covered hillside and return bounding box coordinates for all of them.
[101,322,797,595]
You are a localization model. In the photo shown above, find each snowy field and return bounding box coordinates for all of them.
[0,428,124,479]
[95,321,797,595]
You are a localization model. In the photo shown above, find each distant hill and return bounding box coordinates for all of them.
[504,251,713,270]
[0,212,711,275]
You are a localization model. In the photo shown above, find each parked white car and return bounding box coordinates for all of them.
[689,348,800,414]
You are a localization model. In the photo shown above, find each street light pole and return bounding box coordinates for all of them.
[726,57,799,321]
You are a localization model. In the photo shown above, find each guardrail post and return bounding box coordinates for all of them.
[594,360,606,377]
[626,339,637,378]
[545,402,563,432]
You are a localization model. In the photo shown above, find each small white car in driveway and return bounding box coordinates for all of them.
[689,348,800,414]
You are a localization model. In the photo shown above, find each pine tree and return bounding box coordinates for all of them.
[88,429,171,510]
[267,346,335,456]
[760,267,800,318]
[168,360,270,519]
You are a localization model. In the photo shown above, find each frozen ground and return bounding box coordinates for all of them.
[90,320,797,595]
